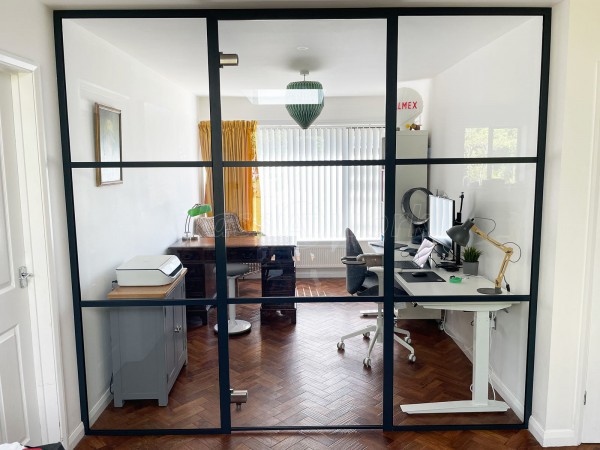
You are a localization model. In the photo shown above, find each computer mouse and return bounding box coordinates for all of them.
[411,272,427,278]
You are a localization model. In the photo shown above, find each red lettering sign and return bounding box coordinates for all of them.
[397,101,419,110]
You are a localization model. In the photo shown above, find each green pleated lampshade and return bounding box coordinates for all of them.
[285,80,324,129]
[188,204,211,217]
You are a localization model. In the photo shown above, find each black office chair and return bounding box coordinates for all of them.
[338,228,416,367]
[342,228,381,296]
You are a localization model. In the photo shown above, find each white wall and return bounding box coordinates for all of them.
[0,0,83,445]
[62,20,199,424]
[426,18,544,418]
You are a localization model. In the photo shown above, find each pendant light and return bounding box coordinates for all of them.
[285,70,324,129]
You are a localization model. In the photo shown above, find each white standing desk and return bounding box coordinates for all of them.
[366,242,441,320]
[395,267,517,414]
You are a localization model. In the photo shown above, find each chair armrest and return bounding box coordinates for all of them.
[341,256,365,265]
[357,253,383,267]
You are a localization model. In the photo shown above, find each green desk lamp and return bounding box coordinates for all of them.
[183,203,211,240]
[446,219,513,294]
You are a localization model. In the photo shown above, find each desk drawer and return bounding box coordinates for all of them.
[262,262,295,297]
[182,263,215,299]
[264,279,295,296]
[184,263,206,279]
[174,249,215,262]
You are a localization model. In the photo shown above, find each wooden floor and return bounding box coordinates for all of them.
[77,429,561,449]
[77,278,574,448]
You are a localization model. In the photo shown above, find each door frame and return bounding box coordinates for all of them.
[0,51,66,445]
[578,64,600,443]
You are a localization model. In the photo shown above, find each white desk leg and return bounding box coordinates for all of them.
[473,310,491,405]
[400,309,509,414]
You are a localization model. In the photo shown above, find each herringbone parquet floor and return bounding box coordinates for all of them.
[77,278,588,449]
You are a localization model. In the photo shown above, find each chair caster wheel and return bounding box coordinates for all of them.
[404,336,412,344]
[363,332,370,339]
[363,357,371,368]
[408,354,416,363]
[337,342,345,350]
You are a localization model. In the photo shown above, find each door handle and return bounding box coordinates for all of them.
[18,266,32,288]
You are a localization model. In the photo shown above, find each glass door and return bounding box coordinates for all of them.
[216,17,388,429]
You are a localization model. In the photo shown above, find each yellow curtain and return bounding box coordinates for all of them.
[198,120,260,231]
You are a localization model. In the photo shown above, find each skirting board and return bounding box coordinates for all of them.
[89,387,113,427]
[445,323,524,421]
[67,422,85,450]
[528,416,579,447]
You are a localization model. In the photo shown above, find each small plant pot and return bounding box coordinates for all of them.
[463,261,479,276]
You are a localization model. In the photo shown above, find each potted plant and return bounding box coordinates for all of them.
[462,246,482,276]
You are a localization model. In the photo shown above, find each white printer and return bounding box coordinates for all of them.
[116,255,184,286]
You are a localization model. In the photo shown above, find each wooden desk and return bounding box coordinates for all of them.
[107,269,187,407]
[168,236,297,324]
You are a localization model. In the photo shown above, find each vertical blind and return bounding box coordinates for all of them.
[256,126,385,240]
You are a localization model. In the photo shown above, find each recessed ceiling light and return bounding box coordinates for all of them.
[296,46,309,51]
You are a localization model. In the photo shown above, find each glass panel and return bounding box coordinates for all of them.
[397,16,543,158]
[222,166,385,300]
[72,168,212,302]
[84,303,220,430]
[62,18,209,162]
[218,19,387,161]
[394,163,535,298]
[392,301,529,425]
[227,301,382,427]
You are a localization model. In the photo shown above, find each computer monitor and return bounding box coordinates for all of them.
[428,195,455,249]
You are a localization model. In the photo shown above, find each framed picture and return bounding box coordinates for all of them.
[94,103,123,186]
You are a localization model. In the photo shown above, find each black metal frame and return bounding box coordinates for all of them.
[53,5,550,437]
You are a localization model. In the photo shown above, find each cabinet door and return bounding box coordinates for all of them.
[173,305,186,364]
[164,307,176,384]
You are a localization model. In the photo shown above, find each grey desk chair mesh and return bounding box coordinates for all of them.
[338,228,416,367]
[195,212,259,335]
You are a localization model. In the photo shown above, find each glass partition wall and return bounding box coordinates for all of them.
[55,8,550,436]
[391,14,544,427]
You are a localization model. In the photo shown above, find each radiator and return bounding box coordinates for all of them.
[295,242,347,269]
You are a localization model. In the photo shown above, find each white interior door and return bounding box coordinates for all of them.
[582,272,600,442]
[0,69,42,445]
[581,70,600,443]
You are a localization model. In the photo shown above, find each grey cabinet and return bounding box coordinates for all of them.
[108,271,187,407]
[394,130,429,242]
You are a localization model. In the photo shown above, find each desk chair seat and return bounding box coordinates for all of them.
[338,229,415,368]
[214,263,252,335]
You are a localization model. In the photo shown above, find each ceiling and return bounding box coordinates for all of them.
[66,13,541,97]
[44,0,560,8]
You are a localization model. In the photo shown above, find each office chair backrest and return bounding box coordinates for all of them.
[195,212,258,237]
[345,228,367,295]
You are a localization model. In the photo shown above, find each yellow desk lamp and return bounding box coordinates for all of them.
[446,219,513,294]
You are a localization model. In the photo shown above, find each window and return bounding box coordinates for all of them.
[464,127,519,185]
[257,126,384,240]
